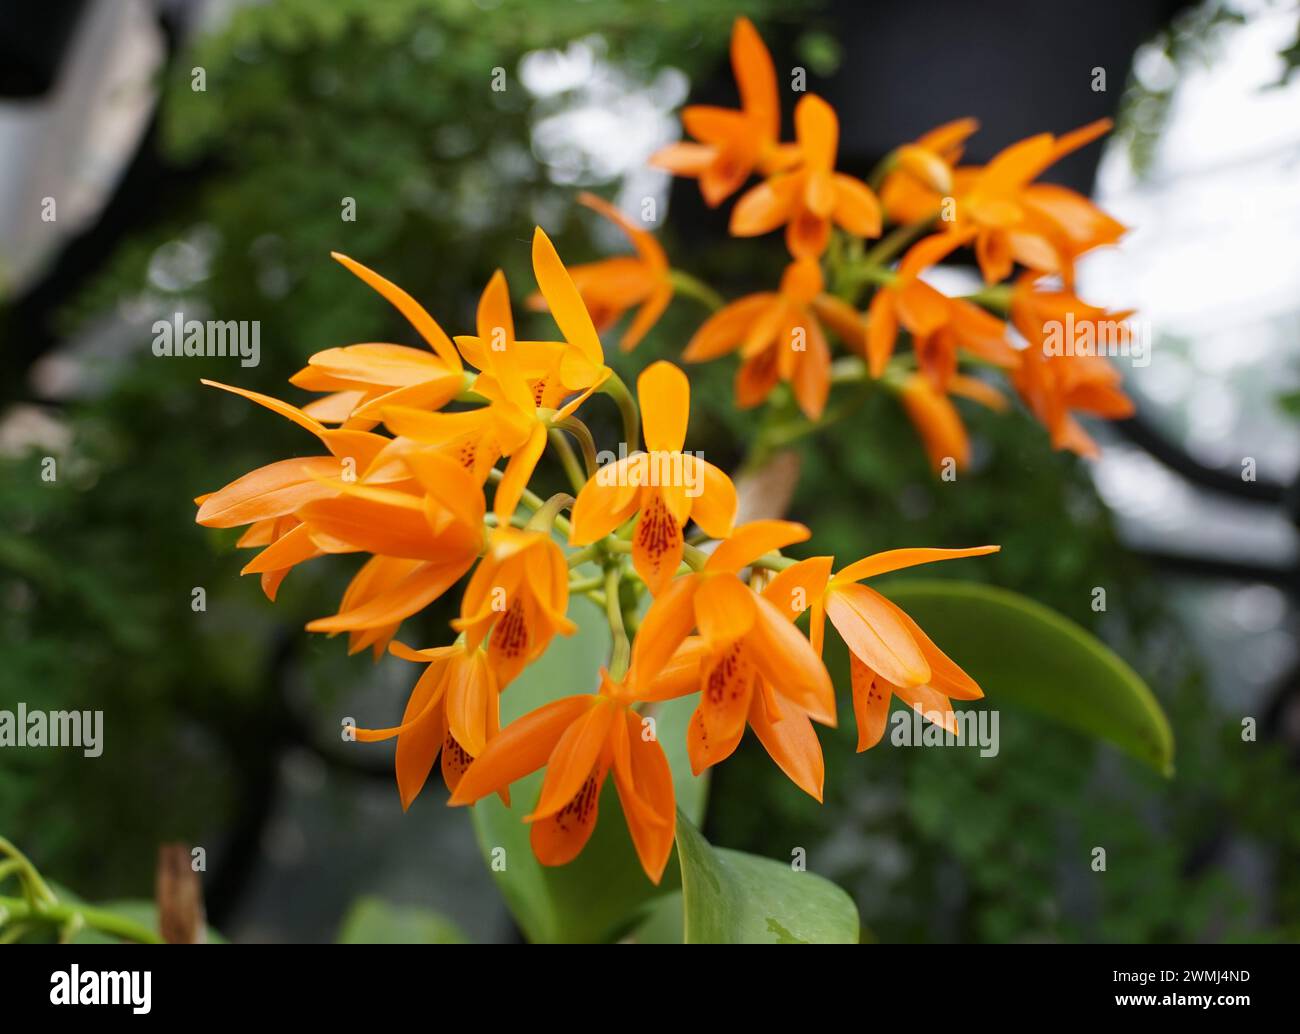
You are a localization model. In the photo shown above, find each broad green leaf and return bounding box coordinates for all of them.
[880,579,1174,775]
[470,584,708,944]
[336,895,467,944]
[674,811,859,944]
[629,890,684,944]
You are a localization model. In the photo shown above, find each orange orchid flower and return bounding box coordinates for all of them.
[458,227,611,398]
[780,546,999,750]
[897,372,1009,474]
[730,93,881,260]
[633,560,836,802]
[625,520,836,777]
[388,229,611,518]
[451,526,577,689]
[879,117,980,225]
[300,450,487,649]
[384,272,546,512]
[355,640,502,811]
[569,361,737,595]
[225,515,306,602]
[291,253,466,427]
[448,653,687,883]
[530,192,672,353]
[1010,275,1135,457]
[195,379,398,597]
[683,258,834,420]
[650,17,799,207]
[950,119,1123,284]
[865,232,1017,389]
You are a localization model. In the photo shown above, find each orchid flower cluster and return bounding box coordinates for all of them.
[194,16,1140,884]
[639,16,1136,465]
[193,228,996,883]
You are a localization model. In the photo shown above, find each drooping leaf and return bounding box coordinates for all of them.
[674,811,859,944]
[880,579,1174,775]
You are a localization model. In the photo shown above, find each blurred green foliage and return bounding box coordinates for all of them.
[1,0,791,906]
[1,0,1294,943]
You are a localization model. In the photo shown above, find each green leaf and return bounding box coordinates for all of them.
[469,583,708,944]
[674,811,859,944]
[336,896,467,944]
[629,890,685,944]
[880,579,1174,776]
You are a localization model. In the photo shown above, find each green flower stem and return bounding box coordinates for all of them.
[863,219,934,268]
[681,543,711,571]
[604,566,631,679]
[553,416,600,479]
[0,895,164,945]
[744,354,903,458]
[600,370,641,452]
[830,355,869,384]
[964,283,1014,315]
[603,537,708,572]
[0,922,33,944]
[566,543,601,568]
[0,836,56,906]
[747,551,797,573]
[524,492,574,536]
[547,428,588,494]
[487,469,573,538]
[668,268,725,313]
[832,220,936,303]
[567,572,605,594]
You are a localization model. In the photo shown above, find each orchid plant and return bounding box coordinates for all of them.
[190,16,1171,943]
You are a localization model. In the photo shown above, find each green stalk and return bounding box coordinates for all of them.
[566,542,601,568]
[0,836,56,905]
[548,428,588,494]
[0,895,164,945]
[604,566,631,679]
[963,283,1014,315]
[747,551,797,573]
[603,537,708,572]
[668,268,725,313]
[553,416,600,479]
[600,370,641,453]
[525,492,575,536]
[486,468,572,538]
[863,219,934,268]
[567,572,605,594]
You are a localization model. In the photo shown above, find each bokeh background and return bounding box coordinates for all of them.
[1,0,1298,943]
